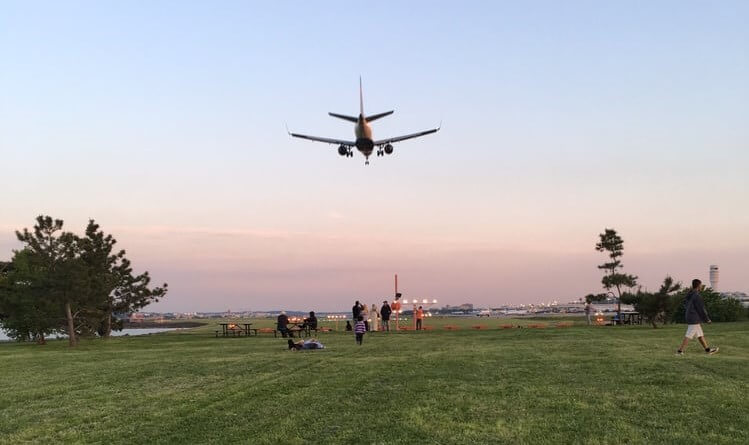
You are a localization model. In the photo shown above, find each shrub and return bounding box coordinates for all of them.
[671,288,745,323]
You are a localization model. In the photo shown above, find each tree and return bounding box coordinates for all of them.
[14,216,86,346]
[584,293,608,304]
[671,287,746,323]
[77,220,168,337]
[3,216,168,345]
[0,250,62,343]
[596,228,638,320]
[621,276,681,328]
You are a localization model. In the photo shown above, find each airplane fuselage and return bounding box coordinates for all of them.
[355,114,374,157]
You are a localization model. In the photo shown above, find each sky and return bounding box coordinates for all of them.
[1,1,747,312]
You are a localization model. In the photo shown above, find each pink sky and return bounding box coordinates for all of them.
[2,221,746,312]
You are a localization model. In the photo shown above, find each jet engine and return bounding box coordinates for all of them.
[384,144,394,155]
[338,145,348,156]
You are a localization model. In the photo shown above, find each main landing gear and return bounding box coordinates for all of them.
[338,145,353,157]
[376,144,394,157]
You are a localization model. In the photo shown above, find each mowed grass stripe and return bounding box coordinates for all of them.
[1,319,747,444]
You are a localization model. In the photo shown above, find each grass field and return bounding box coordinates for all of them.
[1,318,747,444]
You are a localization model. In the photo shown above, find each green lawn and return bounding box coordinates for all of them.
[1,318,747,444]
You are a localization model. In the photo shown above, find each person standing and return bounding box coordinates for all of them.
[352,300,362,325]
[677,279,719,356]
[380,300,392,332]
[584,302,593,325]
[416,306,424,330]
[354,316,366,345]
[370,303,380,332]
[361,304,370,331]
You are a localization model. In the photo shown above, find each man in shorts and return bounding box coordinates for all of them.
[677,279,719,356]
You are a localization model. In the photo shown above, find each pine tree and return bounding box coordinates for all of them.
[595,228,638,320]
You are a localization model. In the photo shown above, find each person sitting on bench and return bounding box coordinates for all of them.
[301,311,318,331]
[277,311,293,338]
[288,338,325,351]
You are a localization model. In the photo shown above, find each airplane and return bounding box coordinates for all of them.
[288,78,440,165]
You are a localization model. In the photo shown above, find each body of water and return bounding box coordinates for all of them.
[0,328,177,342]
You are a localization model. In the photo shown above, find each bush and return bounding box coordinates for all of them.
[671,288,746,323]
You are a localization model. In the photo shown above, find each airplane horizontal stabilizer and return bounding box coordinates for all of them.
[328,112,358,123]
[365,110,394,123]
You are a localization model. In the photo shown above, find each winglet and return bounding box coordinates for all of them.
[285,123,292,135]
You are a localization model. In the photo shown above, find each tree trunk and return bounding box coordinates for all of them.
[615,284,622,322]
[103,310,112,338]
[64,301,77,347]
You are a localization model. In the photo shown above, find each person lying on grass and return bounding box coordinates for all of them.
[288,338,325,351]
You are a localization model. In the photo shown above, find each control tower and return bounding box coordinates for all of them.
[709,265,719,291]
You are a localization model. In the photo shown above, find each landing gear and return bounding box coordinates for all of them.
[376,144,394,156]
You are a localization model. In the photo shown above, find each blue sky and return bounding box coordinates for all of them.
[1,1,747,311]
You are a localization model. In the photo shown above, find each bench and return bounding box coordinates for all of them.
[257,328,277,337]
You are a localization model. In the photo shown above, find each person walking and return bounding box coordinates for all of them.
[352,300,362,321]
[361,304,370,331]
[370,303,380,332]
[677,279,719,356]
[380,300,392,332]
[416,306,424,330]
[584,302,593,325]
[354,316,366,345]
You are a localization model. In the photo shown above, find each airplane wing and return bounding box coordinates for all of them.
[374,126,440,146]
[288,131,355,146]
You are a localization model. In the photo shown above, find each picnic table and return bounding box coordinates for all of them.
[619,312,642,325]
[287,321,310,338]
[217,323,256,337]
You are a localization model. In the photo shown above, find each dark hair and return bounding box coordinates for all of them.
[383,300,388,304]
[357,316,363,322]
[309,311,315,317]
[692,279,702,289]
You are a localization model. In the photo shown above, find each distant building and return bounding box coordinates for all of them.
[721,291,749,308]
[709,265,719,291]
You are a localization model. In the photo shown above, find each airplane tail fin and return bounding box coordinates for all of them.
[328,112,358,123]
[359,76,364,116]
[365,110,394,123]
